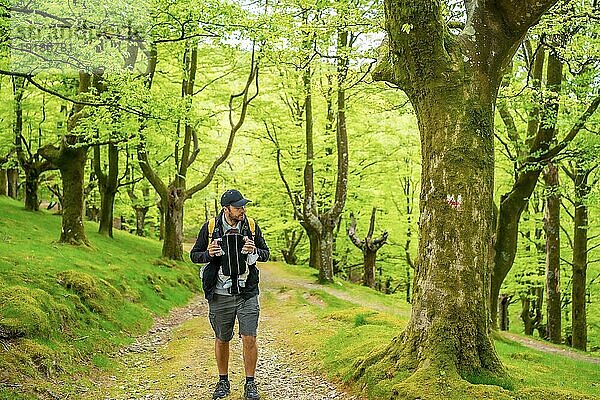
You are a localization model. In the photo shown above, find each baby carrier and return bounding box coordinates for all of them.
[208,217,256,294]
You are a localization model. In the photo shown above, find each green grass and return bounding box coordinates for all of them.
[0,197,200,396]
[261,262,600,400]
[1,195,598,399]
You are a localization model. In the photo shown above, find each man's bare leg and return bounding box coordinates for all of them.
[215,338,230,375]
[241,335,257,377]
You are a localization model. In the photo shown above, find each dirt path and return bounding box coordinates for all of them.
[74,260,600,399]
[501,332,600,365]
[76,263,359,400]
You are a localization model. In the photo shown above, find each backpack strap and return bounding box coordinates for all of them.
[247,217,256,237]
[208,217,217,239]
[209,215,255,238]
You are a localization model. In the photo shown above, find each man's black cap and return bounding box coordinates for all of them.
[221,189,251,207]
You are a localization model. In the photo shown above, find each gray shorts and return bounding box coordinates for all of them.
[208,294,260,342]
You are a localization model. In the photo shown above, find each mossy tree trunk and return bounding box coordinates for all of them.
[58,145,88,244]
[543,161,561,344]
[363,0,560,382]
[162,186,185,261]
[7,168,18,199]
[571,167,590,351]
[94,142,119,237]
[564,160,594,351]
[39,71,94,245]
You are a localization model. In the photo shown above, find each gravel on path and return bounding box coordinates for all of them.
[89,292,358,400]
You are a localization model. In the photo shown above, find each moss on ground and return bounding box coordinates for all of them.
[0,197,200,398]
[56,269,123,315]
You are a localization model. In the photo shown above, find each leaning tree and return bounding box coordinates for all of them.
[355,0,563,395]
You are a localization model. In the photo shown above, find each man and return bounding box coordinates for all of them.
[190,189,269,400]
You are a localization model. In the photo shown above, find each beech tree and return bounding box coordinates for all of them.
[11,77,55,211]
[562,143,600,351]
[356,0,562,389]
[490,3,600,327]
[348,208,388,288]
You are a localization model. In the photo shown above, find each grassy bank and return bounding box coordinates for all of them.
[258,262,600,400]
[0,197,200,398]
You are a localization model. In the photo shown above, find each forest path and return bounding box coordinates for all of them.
[78,262,360,400]
[500,332,600,365]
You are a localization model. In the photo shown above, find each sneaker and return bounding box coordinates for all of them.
[244,381,260,400]
[212,379,230,399]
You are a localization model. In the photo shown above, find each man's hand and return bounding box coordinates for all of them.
[242,237,256,254]
[208,239,222,257]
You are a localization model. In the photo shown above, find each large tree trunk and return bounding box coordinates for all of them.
[58,146,89,245]
[397,84,502,375]
[95,143,119,237]
[318,223,335,282]
[135,206,149,236]
[7,168,18,199]
[304,224,320,270]
[357,0,561,387]
[39,71,98,245]
[0,170,7,196]
[543,161,561,344]
[571,166,588,351]
[24,168,41,211]
[161,186,185,260]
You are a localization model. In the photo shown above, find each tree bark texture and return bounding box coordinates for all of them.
[59,146,88,244]
[305,224,321,270]
[135,206,149,237]
[543,161,561,344]
[571,165,588,351]
[94,142,119,237]
[348,209,388,289]
[0,170,7,196]
[162,187,185,261]
[7,168,18,199]
[361,0,560,383]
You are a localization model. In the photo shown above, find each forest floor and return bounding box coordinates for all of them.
[500,332,600,365]
[74,262,362,400]
[69,261,600,400]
